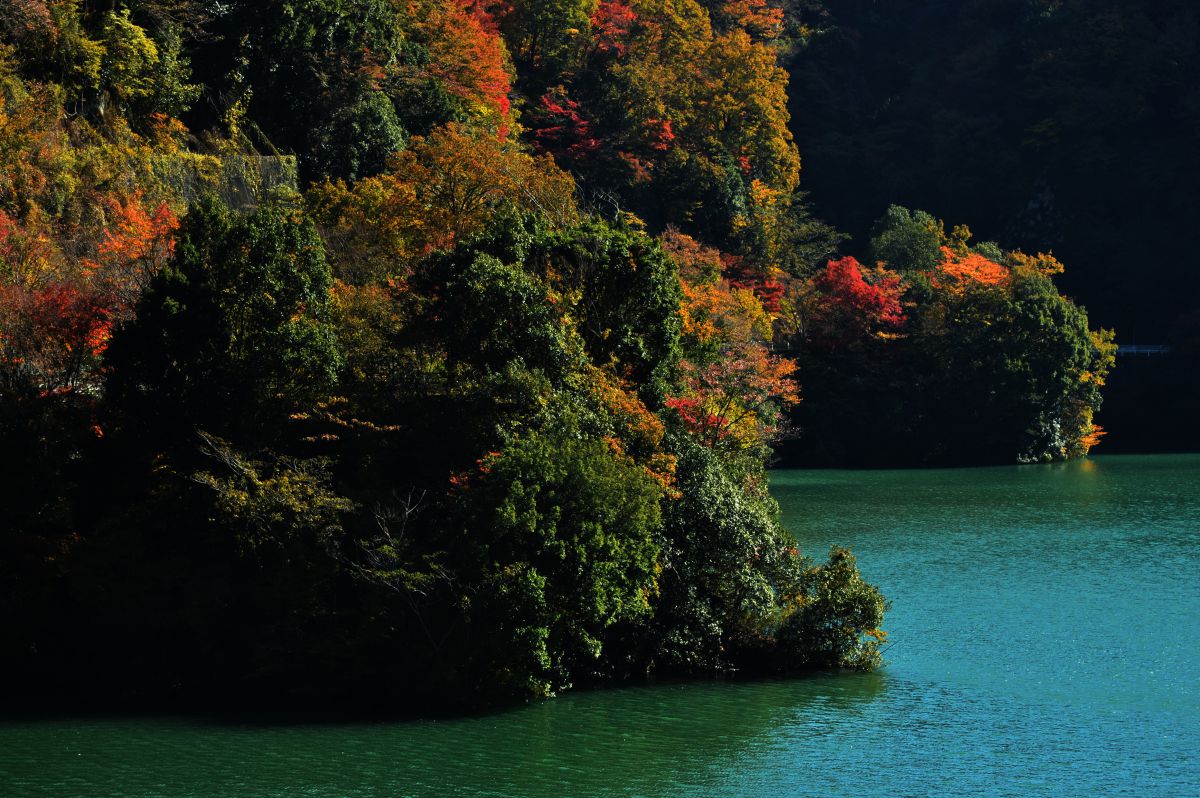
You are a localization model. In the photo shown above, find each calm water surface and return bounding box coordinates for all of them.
[3,454,1198,797]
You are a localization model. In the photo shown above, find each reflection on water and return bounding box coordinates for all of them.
[1,455,1197,797]
[0,677,887,798]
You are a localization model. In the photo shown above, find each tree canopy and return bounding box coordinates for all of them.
[0,0,1132,708]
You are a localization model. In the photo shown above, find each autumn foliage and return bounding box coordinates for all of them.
[309,123,578,280]
[933,246,1009,291]
[1,188,178,394]
[666,231,798,451]
[810,256,906,340]
[791,208,1114,465]
[403,0,514,136]
[591,1,637,56]
[534,90,602,164]
[0,0,1118,711]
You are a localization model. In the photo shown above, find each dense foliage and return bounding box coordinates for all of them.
[784,207,1114,465]
[0,0,1123,707]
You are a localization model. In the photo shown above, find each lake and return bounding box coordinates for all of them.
[2,454,1197,797]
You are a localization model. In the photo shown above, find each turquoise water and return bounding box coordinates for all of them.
[2,454,1198,797]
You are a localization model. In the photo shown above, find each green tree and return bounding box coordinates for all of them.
[914,263,1111,462]
[105,196,342,447]
[467,425,664,696]
[778,547,888,671]
[234,0,415,179]
[309,90,408,182]
[868,205,945,273]
[504,0,594,77]
[650,436,801,671]
[537,220,683,395]
[422,247,578,383]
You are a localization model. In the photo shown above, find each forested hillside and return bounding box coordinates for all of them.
[0,0,1118,706]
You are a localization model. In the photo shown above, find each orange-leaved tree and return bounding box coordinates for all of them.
[309,123,579,283]
[399,0,515,137]
[932,246,1009,291]
[662,230,798,450]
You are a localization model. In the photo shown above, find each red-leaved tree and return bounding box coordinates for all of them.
[809,256,906,344]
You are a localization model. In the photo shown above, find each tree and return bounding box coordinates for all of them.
[502,0,594,77]
[401,0,513,136]
[309,91,408,182]
[230,0,426,180]
[868,205,945,273]
[647,436,885,676]
[808,256,906,344]
[309,124,578,282]
[663,230,797,451]
[667,349,798,449]
[423,248,577,382]
[792,207,1113,465]
[778,547,888,671]
[536,220,682,393]
[105,196,342,446]
[466,426,664,696]
[914,263,1112,462]
[934,246,1008,291]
